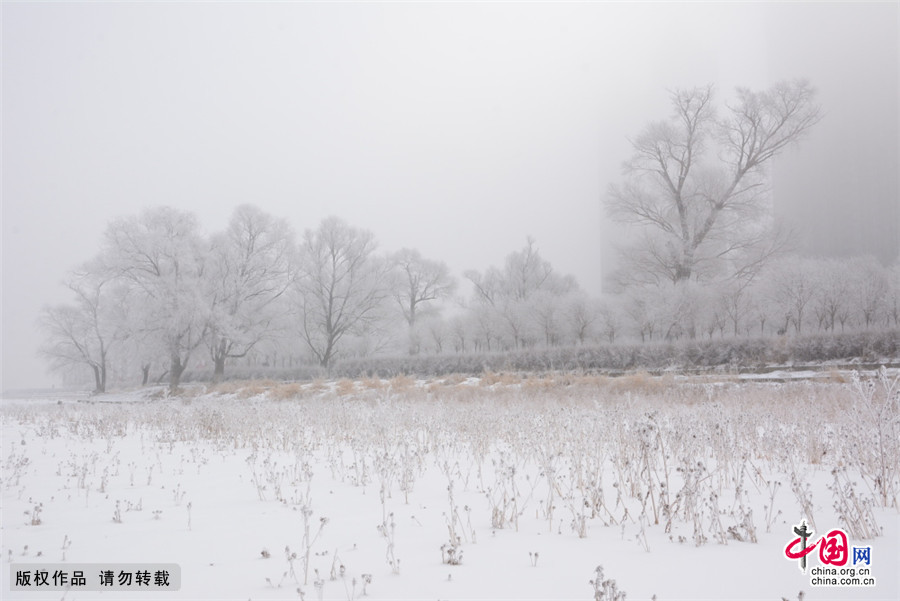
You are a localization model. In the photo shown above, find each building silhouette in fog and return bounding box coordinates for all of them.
[769,3,899,266]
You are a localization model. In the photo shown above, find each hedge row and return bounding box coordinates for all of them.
[181,329,900,383]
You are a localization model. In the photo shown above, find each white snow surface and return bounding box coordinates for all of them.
[2,375,898,601]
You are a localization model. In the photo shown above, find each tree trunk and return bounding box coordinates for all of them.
[213,356,226,382]
[211,337,228,383]
[169,355,186,392]
[408,300,417,328]
[92,364,103,394]
[141,364,150,387]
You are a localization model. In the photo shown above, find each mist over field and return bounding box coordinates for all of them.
[2,1,897,391]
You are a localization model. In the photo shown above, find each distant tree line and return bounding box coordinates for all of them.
[39,206,458,391]
[39,80,900,391]
[39,203,900,393]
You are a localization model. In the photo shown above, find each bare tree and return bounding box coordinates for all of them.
[502,237,576,300]
[657,281,711,340]
[565,292,600,345]
[205,205,297,380]
[849,256,890,329]
[103,207,208,391]
[420,314,448,354]
[810,258,853,332]
[717,279,756,336]
[449,314,471,354]
[295,217,389,368]
[465,266,504,307]
[623,286,665,342]
[765,258,818,334]
[607,80,821,286]
[887,262,900,328]
[38,267,125,393]
[597,297,624,344]
[465,238,578,349]
[470,303,504,352]
[390,248,456,354]
[532,290,569,346]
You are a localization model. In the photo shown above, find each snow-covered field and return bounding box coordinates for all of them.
[2,371,898,601]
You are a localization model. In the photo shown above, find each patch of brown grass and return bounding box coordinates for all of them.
[361,377,386,390]
[521,375,557,391]
[824,369,849,384]
[603,371,676,396]
[388,374,416,391]
[440,374,468,386]
[269,382,304,401]
[518,373,608,393]
[307,379,328,394]
[334,379,357,396]
[479,371,521,386]
[237,379,279,399]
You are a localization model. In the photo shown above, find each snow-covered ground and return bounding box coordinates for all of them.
[2,372,898,600]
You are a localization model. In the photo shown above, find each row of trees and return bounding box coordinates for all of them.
[405,253,900,357]
[40,202,900,392]
[603,255,900,343]
[41,79,899,390]
[39,207,458,392]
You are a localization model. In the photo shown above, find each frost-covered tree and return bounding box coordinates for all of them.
[390,249,456,327]
[465,238,578,349]
[657,281,712,340]
[764,258,818,334]
[38,265,126,392]
[622,286,665,342]
[390,248,456,354]
[419,313,448,354]
[502,237,577,301]
[449,314,472,354]
[565,292,601,345]
[717,279,755,336]
[103,207,208,390]
[469,303,504,352]
[848,256,890,329]
[886,262,900,328]
[294,217,390,368]
[205,205,297,380]
[597,297,625,344]
[531,291,562,346]
[810,258,854,332]
[607,80,820,286]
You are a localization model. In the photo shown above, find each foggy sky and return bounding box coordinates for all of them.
[2,2,897,391]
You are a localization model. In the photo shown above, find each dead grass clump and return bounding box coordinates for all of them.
[479,371,521,387]
[269,382,304,401]
[237,379,279,399]
[606,371,675,396]
[440,373,468,387]
[307,378,328,393]
[825,369,848,383]
[521,375,558,391]
[572,373,608,388]
[388,374,416,391]
[361,377,386,390]
[335,379,357,396]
